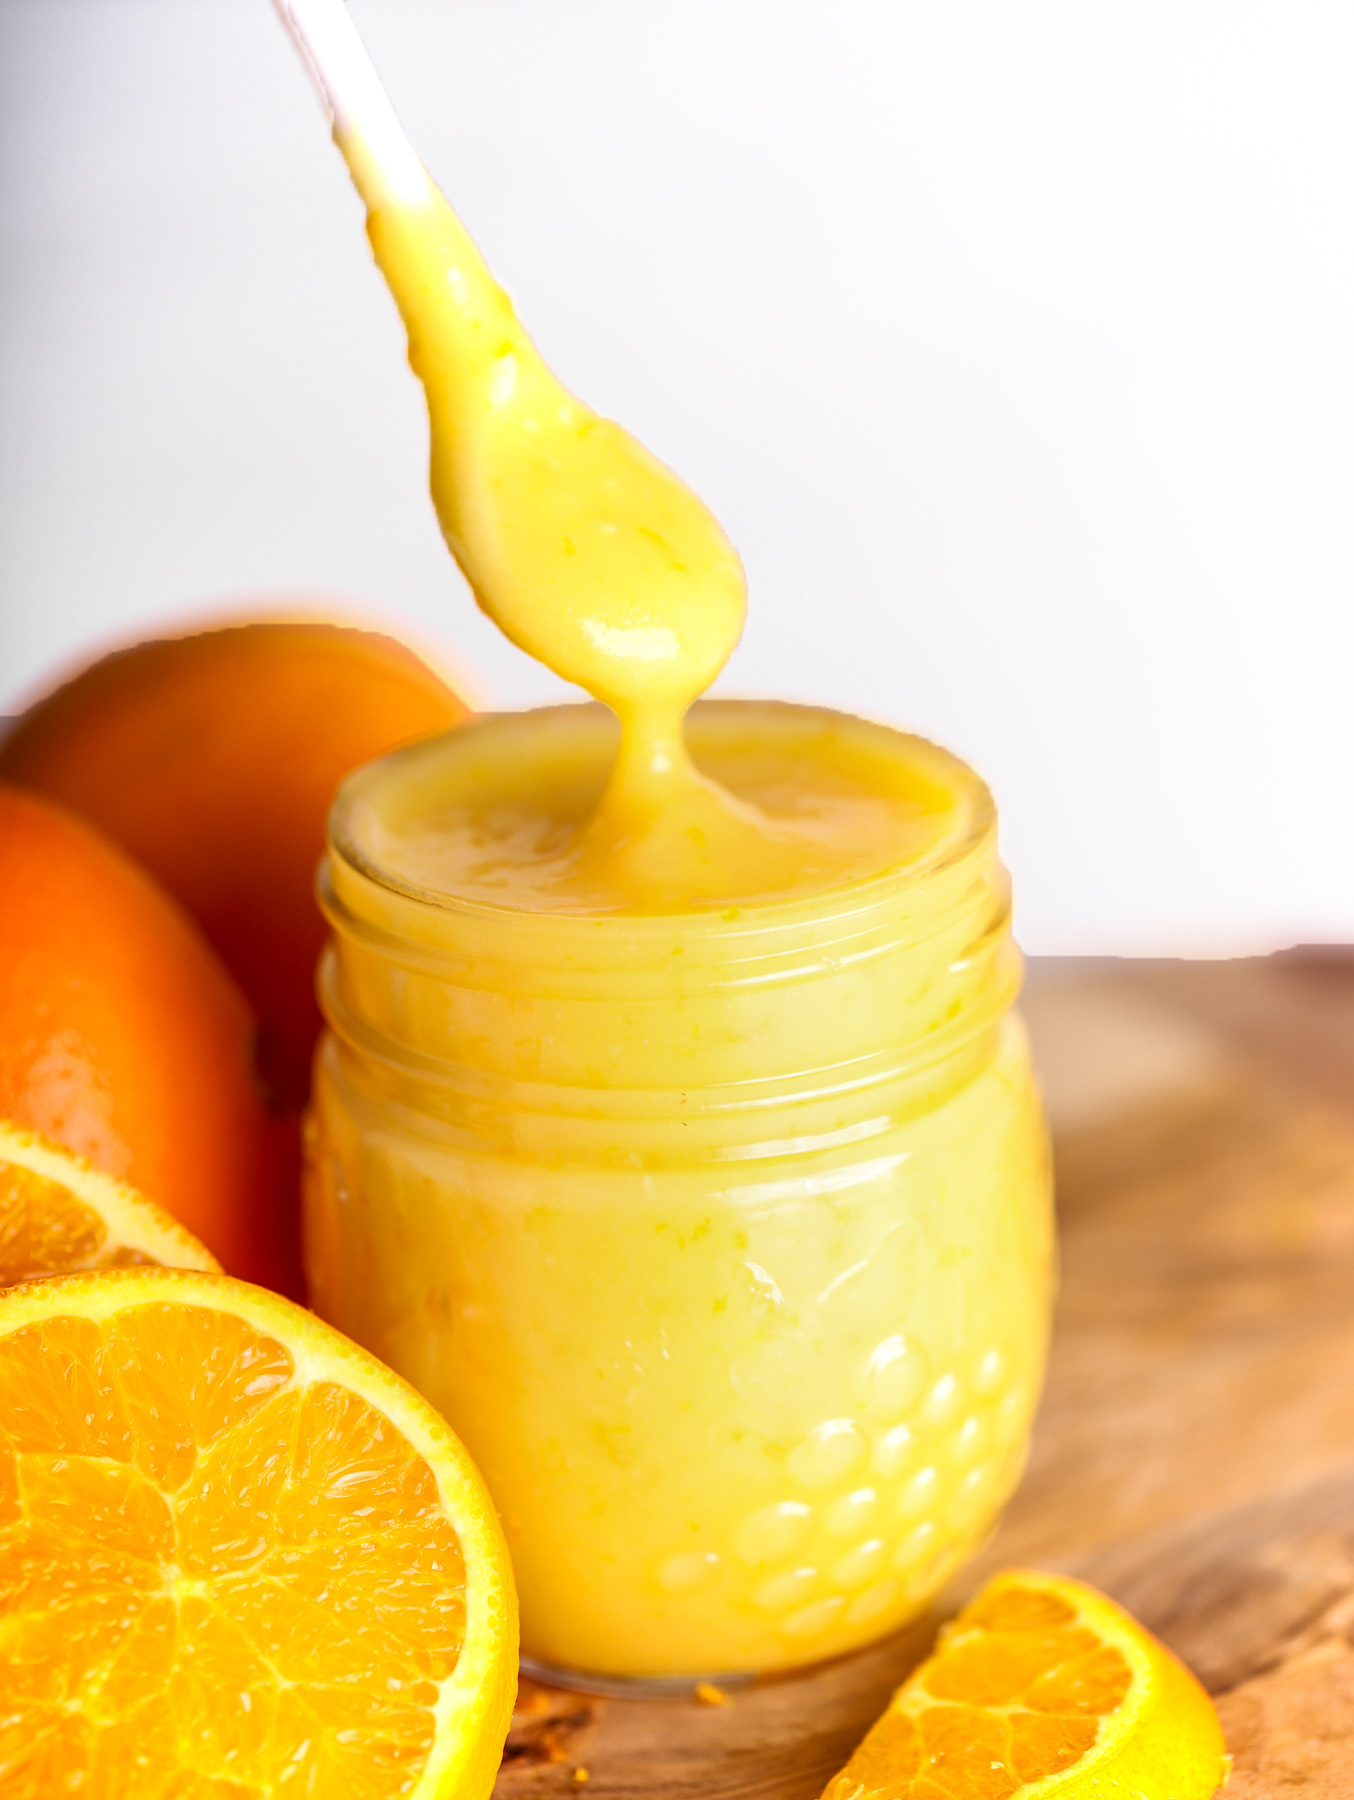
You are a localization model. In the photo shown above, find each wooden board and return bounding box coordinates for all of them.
[493,953,1354,1798]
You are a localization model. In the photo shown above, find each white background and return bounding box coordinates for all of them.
[2,0,1351,953]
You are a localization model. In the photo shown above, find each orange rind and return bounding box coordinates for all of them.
[0,783,289,1290]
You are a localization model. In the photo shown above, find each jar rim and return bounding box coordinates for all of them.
[328,699,996,948]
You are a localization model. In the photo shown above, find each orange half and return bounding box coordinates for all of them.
[0,1119,219,1286]
[821,1569,1227,1799]
[0,1268,518,1798]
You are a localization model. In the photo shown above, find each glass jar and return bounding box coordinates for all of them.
[304,701,1054,1682]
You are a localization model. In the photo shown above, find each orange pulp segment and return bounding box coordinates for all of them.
[0,1268,517,1799]
[821,1569,1227,1799]
[0,1119,220,1286]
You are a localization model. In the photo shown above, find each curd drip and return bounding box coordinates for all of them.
[334,124,916,907]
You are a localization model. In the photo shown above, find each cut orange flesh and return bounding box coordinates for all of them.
[0,1120,220,1286]
[822,1570,1227,1799]
[0,1268,517,1798]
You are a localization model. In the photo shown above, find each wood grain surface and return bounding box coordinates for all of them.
[493,953,1354,1797]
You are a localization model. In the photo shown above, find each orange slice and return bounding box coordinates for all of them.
[0,1267,518,1798]
[0,1119,220,1286]
[821,1569,1227,1799]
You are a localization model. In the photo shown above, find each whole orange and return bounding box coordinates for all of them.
[0,784,289,1288]
[0,618,470,1110]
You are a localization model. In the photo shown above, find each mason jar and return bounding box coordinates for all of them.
[304,701,1054,1682]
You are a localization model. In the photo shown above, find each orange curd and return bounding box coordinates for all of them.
[306,704,1052,1678]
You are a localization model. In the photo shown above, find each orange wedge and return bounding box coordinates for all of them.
[821,1569,1227,1799]
[0,1267,518,1798]
[0,1119,220,1286]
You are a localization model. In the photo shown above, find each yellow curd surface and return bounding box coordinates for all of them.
[305,703,1053,1678]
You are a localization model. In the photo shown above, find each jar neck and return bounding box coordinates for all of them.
[318,828,1018,1145]
[317,702,1020,1152]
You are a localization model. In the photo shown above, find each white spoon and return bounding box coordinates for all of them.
[271,0,428,204]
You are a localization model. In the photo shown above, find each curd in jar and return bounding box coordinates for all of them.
[306,701,1053,1678]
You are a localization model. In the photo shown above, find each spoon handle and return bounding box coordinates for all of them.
[272,0,430,203]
